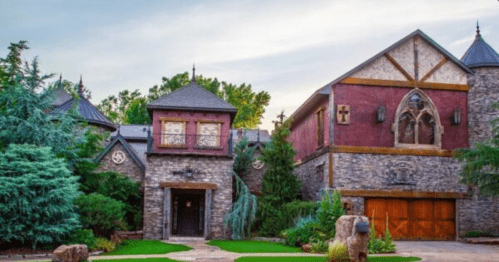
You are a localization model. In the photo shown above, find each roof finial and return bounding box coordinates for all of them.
[78,75,84,97]
[476,21,481,36]
[58,74,63,88]
[191,64,196,82]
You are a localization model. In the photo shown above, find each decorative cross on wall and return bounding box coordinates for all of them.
[337,104,350,125]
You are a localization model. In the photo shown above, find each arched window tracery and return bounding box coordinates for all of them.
[392,89,443,149]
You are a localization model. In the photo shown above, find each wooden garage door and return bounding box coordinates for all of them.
[365,198,455,240]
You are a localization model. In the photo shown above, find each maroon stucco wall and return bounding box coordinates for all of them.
[151,110,232,156]
[289,98,330,161]
[333,83,468,150]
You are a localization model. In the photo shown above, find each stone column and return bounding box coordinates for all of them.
[163,187,171,240]
[204,189,212,239]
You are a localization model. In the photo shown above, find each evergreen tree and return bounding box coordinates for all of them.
[257,118,301,236]
[0,144,80,248]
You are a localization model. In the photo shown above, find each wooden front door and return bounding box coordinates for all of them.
[365,198,455,240]
[172,193,205,236]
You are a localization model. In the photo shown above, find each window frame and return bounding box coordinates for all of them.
[159,117,188,148]
[196,119,223,149]
[392,89,443,149]
[316,106,325,148]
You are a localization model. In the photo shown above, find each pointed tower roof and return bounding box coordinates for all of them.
[52,76,116,132]
[147,70,238,124]
[50,75,72,107]
[461,23,499,68]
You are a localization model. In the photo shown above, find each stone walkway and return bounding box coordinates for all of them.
[395,240,499,262]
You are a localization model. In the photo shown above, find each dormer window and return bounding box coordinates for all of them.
[197,120,222,148]
[160,118,187,147]
[392,89,443,149]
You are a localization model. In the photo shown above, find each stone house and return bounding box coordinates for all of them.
[289,27,499,240]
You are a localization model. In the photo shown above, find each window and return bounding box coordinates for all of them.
[197,120,222,148]
[392,89,443,149]
[316,107,325,148]
[160,118,187,147]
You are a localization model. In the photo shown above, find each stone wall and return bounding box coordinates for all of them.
[241,148,265,195]
[467,67,499,145]
[143,155,233,240]
[97,142,144,185]
[333,153,466,193]
[294,152,329,201]
[457,193,499,237]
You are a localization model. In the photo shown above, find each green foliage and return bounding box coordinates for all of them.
[66,229,97,250]
[464,231,498,238]
[367,214,396,254]
[94,237,117,252]
[316,189,345,238]
[327,240,350,262]
[258,118,301,236]
[280,201,320,230]
[282,216,320,246]
[207,240,302,253]
[309,239,329,253]
[0,40,29,85]
[75,193,127,237]
[233,137,256,177]
[125,97,150,124]
[97,89,145,124]
[0,144,80,248]
[455,102,499,196]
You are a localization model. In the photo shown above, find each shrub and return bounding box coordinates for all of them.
[282,216,320,246]
[94,237,116,252]
[280,201,320,230]
[316,189,345,238]
[327,240,350,262]
[367,213,396,254]
[75,193,127,237]
[0,144,80,249]
[309,239,329,253]
[66,229,96,250]
[465,231,497,238]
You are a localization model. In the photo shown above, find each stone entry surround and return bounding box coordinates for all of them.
[143,155,233,240]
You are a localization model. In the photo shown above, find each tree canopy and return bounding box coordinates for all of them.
[456,103,499,196]
[97,71,270,128]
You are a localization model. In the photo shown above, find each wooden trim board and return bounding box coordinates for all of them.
[331,145,454,157]
[340,77,469,92]
[160,182,218,190]
[340,189,468,199]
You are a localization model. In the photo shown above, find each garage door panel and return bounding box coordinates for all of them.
[389,219,408,239]
[434,200,455,220]
[386,199,408,219]
[411,220,434,239]
[434,221,455,240]
[366,199,387,219]
[410,200,433,220]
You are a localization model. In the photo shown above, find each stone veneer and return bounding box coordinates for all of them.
[97,142,144,185]
[294,152,329,201]
[241,148,265,195]
[143,154,233,240]
[467,67,499,145]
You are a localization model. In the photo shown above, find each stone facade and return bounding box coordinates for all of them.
[467,67,499,145]
[457,194,499,236]
[294,152,329,201]
[241,147,265,195]
[143,154,233,240]
[97,142,144,185]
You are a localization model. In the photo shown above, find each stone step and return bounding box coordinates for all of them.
[166,236,206,243]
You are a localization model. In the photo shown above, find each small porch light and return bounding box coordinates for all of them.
[185,169,193,178]
[376,106,386,123]
[451,108,461,125]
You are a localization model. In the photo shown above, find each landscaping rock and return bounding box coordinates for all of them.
[52,244,88,262]
[464,237,499,245]
[302,243,311,252]
[333,215,370,262]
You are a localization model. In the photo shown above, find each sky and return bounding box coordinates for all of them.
[2,0,499,131]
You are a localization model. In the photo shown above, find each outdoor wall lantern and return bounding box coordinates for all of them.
[185,169,193,178]
[376,106,386,123]
[451,108,461,125]
[355,221,370,233]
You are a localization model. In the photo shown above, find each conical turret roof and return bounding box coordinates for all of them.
[461,24,499,68]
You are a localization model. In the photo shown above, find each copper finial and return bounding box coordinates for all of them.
[192,64,196,82]
[78,75,84,96]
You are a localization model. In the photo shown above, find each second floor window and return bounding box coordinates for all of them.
[316,107,324,148]
[161,118,187,147]
[197,121,221,148]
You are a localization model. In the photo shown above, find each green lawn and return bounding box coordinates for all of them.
[235,256,422,262]
[101,240,191,256]
[207,240,303,253]
[97,259,181,262]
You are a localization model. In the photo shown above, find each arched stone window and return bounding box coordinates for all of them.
[392,89,443,149]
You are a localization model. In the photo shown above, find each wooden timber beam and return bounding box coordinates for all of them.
[331,145,454,157]
[340,77,469,92]
[160,182,218,190]
[420,58,448,83]
[340,189,468,199]
[385,53,415,81]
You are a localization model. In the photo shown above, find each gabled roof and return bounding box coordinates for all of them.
[111,125,150,141]
[461,26,499,68]
[231,129,271,145]
[95,133,146,173]
[290,29,472,126]
[147,80,238,124]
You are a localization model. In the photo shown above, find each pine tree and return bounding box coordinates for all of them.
[257,118,301,235]
[0,144,80,248]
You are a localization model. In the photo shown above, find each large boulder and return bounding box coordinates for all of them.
[52,244,89,262]
[331,215,370,262]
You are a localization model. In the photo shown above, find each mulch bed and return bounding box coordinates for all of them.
[0,246,54,258]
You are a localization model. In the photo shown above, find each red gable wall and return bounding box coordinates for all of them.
[289,98,330,161]
[333,83,468,150]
